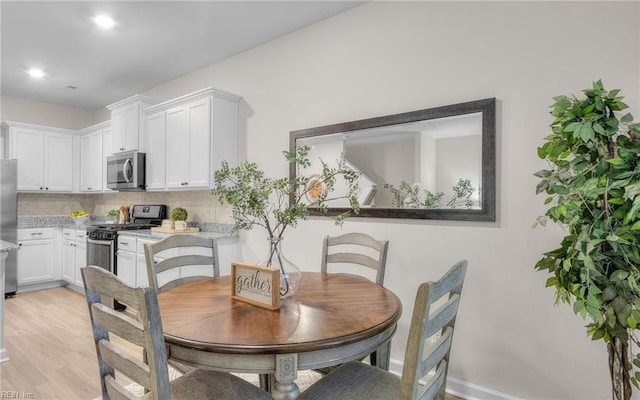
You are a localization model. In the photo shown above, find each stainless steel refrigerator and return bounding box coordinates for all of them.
[1,159,18,296]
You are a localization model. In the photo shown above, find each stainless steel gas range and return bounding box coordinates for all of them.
[86,205,167,297]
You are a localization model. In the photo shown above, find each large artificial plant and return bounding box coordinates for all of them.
[534,80,640,400]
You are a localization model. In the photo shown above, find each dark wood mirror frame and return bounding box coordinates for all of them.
[289,98,496,222]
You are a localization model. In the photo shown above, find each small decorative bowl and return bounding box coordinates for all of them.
[73,215,90,226]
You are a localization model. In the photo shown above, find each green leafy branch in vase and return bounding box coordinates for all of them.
[212,146,361,296]
[383,178,476,209]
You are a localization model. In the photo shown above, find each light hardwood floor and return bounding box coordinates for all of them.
[0,287,462,399]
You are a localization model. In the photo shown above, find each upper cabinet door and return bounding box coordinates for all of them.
[80,130,103,192]
[11,127,45,191]
[44,132,74,192]
[107,95,159,154]
[111,108,126,154]
[111,103,140,153]
[165,105,188,189]
[144,112,166,190]
[186,97,212,189]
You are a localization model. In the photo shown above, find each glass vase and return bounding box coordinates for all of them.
[258,236,301,299]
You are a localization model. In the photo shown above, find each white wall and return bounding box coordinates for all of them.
[0,95,97,158]
[0,95,96,129]
[140,3,638,398]
[4,1,639,399]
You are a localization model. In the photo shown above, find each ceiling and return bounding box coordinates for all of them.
[1,1,363,111]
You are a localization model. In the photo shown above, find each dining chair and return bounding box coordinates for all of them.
[321,232,389,286]
[144,234,219,294]
[298,260,468,400]
[81,265,272,400]
[318,232,389,370]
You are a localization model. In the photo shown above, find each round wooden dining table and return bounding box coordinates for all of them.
[157,271,402,400]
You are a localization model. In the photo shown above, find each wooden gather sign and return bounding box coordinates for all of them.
[231,262,280,310]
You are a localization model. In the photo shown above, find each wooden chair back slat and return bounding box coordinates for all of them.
[104,375,139,400]
[325,253,381,270]
[90,303,145,347]
[417,326,453,379]
[417,361,447,400]
[424,294,460,338]
[155,255,214,274]
[321,232,389,286]
[145,235,219,293]
[82,265,140,308]
[98,339,152,389]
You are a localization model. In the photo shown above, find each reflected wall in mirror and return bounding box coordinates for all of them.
[289,98,496,221]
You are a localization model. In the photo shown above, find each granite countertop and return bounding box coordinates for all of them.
[17,216,237,237]
[117,229,237,240]
[18,215,84,229]
[0,240,19,253]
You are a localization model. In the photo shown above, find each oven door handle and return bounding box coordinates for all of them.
[87,238,113,246]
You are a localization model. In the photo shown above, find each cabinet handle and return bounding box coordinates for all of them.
[119,242,129,246]
[31,232,43,236]
[40,187,43,190]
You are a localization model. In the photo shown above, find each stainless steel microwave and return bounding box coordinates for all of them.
[106,151,146,191]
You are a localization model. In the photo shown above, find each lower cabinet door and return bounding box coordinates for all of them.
[62,240,75,283]
[117,250,137,287]
[74,243,87,288]
[18,239,55,284]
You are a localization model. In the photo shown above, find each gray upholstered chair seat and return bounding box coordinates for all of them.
[298,361,401,400]
[150,369,271,400]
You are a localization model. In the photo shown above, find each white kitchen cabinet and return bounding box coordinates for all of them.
[143,111,166,190]
[61,228,87,287]
[144,87,239,191]
[17,228,55,285]
[2,122,76,192]
[107,95,159,154]
[80,128,103,192]
[165,98,216,189]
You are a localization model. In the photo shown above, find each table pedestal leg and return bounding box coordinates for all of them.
[271,354,299,400]
[374,341,391,370]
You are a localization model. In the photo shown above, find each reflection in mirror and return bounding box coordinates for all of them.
[290,98,495,221]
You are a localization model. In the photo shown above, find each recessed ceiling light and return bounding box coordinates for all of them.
[28,68,45,79]
[94,15,115,29]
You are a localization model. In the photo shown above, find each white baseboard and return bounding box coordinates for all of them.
[16,280,65,294]
[389,359,521,400]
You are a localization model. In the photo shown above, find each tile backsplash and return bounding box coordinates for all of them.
[18,191,234,224]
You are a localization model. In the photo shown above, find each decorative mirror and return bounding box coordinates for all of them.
[289,98,496,221]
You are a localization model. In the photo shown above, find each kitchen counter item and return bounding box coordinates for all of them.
[118,205,130,224]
